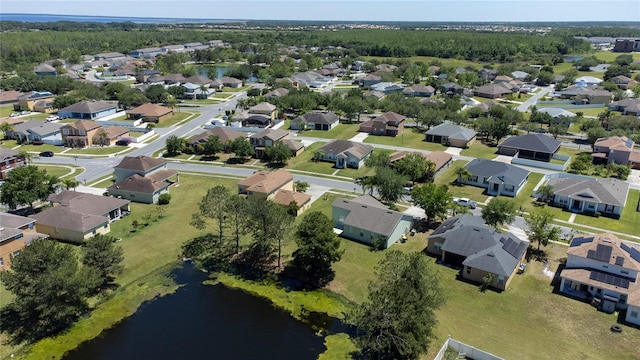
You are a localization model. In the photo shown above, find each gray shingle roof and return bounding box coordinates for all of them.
[115,156,167,172]
[546,176,630,206]
[425,122,477,141]
[499,133,561,154]
[48,191,130,216]
[318,140,373,160]
[291,112,339,125]
[27,122,63,136]
[332,197,406,237]
[59,100,117,114]
[464,158,530,186]
[429,214,528,277]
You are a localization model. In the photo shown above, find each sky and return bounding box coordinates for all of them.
[1,0,639,22]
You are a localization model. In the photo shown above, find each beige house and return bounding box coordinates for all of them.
[238,168,294,200]
[0,213,48,269]
[31,191,130,244]
[126,103,174,123]
[272,189,312,215]
[61,120,104,148]
[248,102,278,120]
[592,136,640,170]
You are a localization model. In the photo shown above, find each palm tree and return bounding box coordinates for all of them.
[0,122,14,140]
[98,130,108,147]
[454,165,472,184]
[62,178,80,191]
[536,184,555,203]
[18,150,32,165]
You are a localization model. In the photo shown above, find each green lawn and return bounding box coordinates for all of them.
[572,190,640,235]
[19,144,64,153]
[572,107,607,117]
[36,164,82,179]
[460,141,498,160]
[154,111,200,128]
[65,145,130,156]
[287,143,337,175]
[221,85,252,93]
[0,105,15,117]
[301,123,360,140]
[1,139,19,148]
[363,129,447,151]
[434,160,489,203]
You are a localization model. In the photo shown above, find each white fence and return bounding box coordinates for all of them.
[433,337,504,360]
[131,130,155,143]
[512,153,571,171]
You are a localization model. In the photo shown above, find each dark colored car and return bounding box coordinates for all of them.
[115,138,132,146]
[39,151,54,157]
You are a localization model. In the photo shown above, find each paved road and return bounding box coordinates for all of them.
[516,85,553,112]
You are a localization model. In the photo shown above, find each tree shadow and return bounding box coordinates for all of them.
[525,245,548,263]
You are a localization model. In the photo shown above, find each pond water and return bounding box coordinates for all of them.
[563,56,584,63]
[63,264,334,360]
[198,65,259,82]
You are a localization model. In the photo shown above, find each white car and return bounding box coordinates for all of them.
[453,197,477,209]
[46,115,59,122]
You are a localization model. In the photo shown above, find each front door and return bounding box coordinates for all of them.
[572,199,581,209]
[493,183,499,192]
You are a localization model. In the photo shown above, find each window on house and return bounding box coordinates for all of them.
[79,130,86,136]
[621,270,629,275]
[11,250,21,258]
[63,129,69,135]
[631,311,639,318]
[603,265,608,269]
[465,267,471,275]
[483,177,489,184]
[0,257,4,267]
[498,276,505,285]
[360,232,364,237]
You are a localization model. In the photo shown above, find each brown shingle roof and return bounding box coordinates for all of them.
[127,103,173,117]
[272,189,311,207]
[389,150,452,171]
[31,206,107,233]
[108,174,171,194]
[114,156,167,172]
[188,127,247,145]
[59,100,117,115]
[238,169,293,194]
[104,126,129,139]
[65,120,102,132]
[48,191,130,216]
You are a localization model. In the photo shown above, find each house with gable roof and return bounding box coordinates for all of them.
[187,127,247,153]
[359,111,405,137]
[264,88,290,100]
[460,158,530,196]
[315,140,374,169]
[0,148,26,180]
[559,232,640,324]
[0,212,48,269]
[249,128,304,158]
[592,136,640,169]
[15,91,54,111]
[237,169,311,215]
[498,133,561,162]
[389,150,453,179]
[61,120,104,148]
[31,191,130,243]
[126,103,174,123]
[544,174,629,217]
[290,111,339,131]
[11,121,64,145]
[248,102,277,120]
[332,195,413,249]
[58,100,118,120]
[34,63,57,77]
[427,214,528,291]
[425,122,477,148]
[108,156,177,204]
[402,85,435,97]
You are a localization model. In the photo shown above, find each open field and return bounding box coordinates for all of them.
[460,141,498,160]
[299,123,360,140]
[363,129,447,151]
[65,145,130,156]
[154,111,200,128]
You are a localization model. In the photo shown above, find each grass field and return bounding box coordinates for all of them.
[572,189,640,235]
[64,145,130,156]
[154,111,200,128]
[36,164,83,180]
[363,129,447,151]
[460,141,498,159]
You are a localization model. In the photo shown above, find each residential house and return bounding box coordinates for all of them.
[425,122,477,148]
[187,127,247,152]
[574,89,613,105]
[592,136,640,169]
[108,156,177,204]
[612,75,638,90]
[93,126,129,146]
[359,112,405,137]
[498,133,561,162]
[126,103,174,123]
[460,158,530,197]
[272,189,312,216]
[10,121,62,145]
[511,71,529,81]
[314,140,374,169]
[478,68,498,81]
[0,90,22,105]
[58,100,118,120]
[32,191,130,243]
[559,233,640,325]
[183,75,215,87]
[32,99,55,113]
[15,91,54,111]
[388,150,453,179]
[359,73,382,87]
[363,90,385,100]
[545,174,630,216]
[130,47,164,58]
[609,98,640,117]
[332,195,412,249]
[93,52,126,61]
[427,214,528,291]
[402,85,435,97]
[237,168,293,200]
[249,128,304,158]
[0,213,47,269]
[220,76,243,88]
[34,63,57,77]
[537,107,577,119]
[290,112,339,131]
[369,82,404,94]
[264,88,290,100]
[575,76,603,86]
[248,102,278,120]
[441,82,464,95]
[0,148,26,180]
[474,83,514,99]
[61,120,103,148]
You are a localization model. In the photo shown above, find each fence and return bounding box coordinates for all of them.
[512,153,571,171]
[433,337,504,360]
[130,130,155,143]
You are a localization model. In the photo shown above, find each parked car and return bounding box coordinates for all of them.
[46,115,59,122]
[453,197,477,209]
[39,151,54,157]
[115,138,132,146]
[10,112,20,117]
[20,110,30,115]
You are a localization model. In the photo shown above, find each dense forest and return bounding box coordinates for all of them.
[0,21,608,71]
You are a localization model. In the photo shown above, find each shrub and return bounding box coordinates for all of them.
[158,193,171,205]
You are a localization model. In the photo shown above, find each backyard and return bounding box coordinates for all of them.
[298,123,360,140]
[363,128,447,151]
[154,111,200,128]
